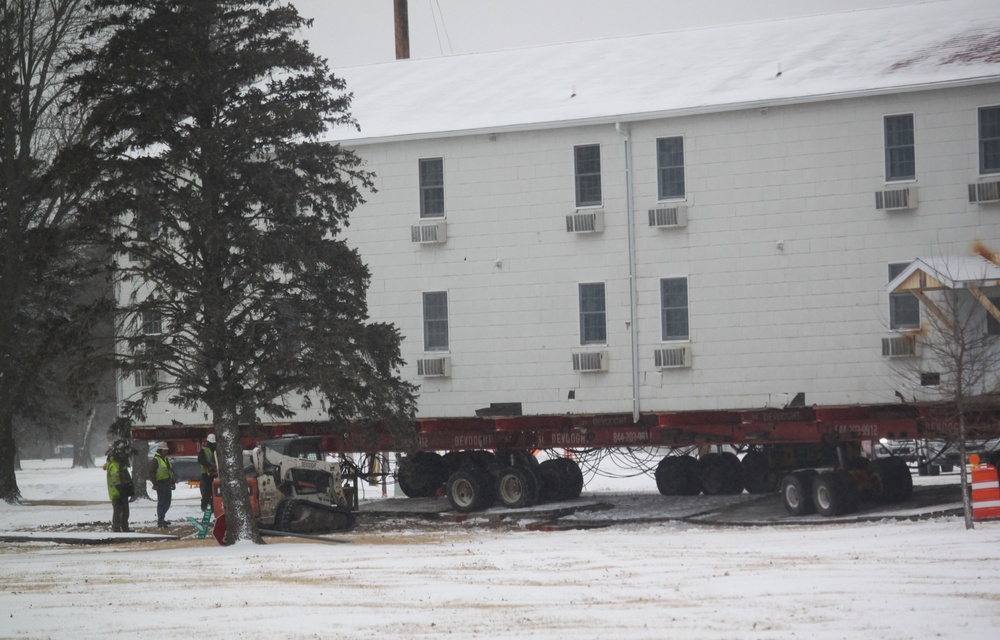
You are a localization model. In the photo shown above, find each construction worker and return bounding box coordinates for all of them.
[198,433,218,512]
[149,442,176,527]
[104,446,134,532]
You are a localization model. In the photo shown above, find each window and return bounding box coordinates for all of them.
[660,278,689,341]
[574,144,602,207]
[135,182,160,238]
[419,158,444,218]
[579,282,606,345]
[141,310,162,335]
[980,106,1000,175]
[134,369,157,388]
[884,114,915,181]
[888,263,919,330]
[422,291,449,351]
[656,137,685,199]
[987,296,1000,336]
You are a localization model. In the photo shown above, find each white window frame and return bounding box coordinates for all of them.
[578,282,607,345]
[884,113,915,182]
[888,263,920,330]
[574,144,602,208]
[979,105,1000,176]
[656,136,686,201]
[660,277,689,341]
[422,290,449,352]
[419,157,445,218]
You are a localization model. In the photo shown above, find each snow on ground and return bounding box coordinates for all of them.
[2,459,999,639]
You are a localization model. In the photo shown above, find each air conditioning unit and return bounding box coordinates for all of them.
[875,188,916,211]
[648,206,688,228]
[654,345,691,369]
[969,181,1000,204]
[411,221,447,244]
[417,356,450,377]
[566,211,605,234]
[881,336,917,358]
[572,351,607,372]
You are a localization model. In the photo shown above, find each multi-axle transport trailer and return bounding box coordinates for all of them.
[135,402,1000,519]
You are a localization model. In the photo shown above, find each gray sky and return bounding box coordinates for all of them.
[293,0,920,68]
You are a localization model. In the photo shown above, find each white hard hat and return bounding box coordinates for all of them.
[206,434,216,444]
[156,442,169,451]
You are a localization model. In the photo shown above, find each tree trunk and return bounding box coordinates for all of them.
[72,403,97,469]
[130,440,151,501]
[0,412,22,504]
[958,412,974,530]
[214,407,263,544]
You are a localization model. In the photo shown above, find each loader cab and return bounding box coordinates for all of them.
[258,436,324,460]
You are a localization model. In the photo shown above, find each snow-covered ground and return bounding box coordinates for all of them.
[2,459,999,639]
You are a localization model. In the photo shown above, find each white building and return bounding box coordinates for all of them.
[325,0,1000,422]
[132,0,1000,429]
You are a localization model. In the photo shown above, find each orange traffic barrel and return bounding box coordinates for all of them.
[969,455,1000,521]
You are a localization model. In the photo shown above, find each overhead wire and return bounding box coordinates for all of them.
[429,0,453,56]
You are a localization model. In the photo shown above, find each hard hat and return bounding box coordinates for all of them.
[207,434,216,444]
[156,442,169,451]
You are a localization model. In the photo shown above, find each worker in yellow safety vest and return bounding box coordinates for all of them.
[148,442,175,527]
[104,446,134,532]
[198,434,218,512]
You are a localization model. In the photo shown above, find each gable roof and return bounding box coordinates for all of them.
[888,256,1000,293]
[325,0,1000,144]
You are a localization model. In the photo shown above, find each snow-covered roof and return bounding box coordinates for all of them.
[326,0,1000,144]
[889,255,1000,293]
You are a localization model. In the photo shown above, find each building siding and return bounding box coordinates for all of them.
[340,84,1000,419]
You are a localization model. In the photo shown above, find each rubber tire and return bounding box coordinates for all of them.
[781,470,817,516]
[812,470,860,517]
[656,456,697,496]
[742,451,778,494]
[496,466,539,509]
[496,449,539,469]
[553,458,583,499]
[698,453,729,495]
[719,452,744,494]
[446,467,495,513]
[537,458,580,503]
[867,459,898,503]
[397,452,446,498]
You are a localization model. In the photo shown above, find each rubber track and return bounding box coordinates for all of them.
[274,499,358,534]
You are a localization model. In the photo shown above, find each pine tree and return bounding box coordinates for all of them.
[72,0,416,543]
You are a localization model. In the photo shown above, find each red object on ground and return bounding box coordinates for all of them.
[212,513,229,545]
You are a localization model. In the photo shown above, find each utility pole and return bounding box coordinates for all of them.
[394,0,410,59]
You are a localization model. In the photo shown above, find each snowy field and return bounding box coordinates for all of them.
[2,459,1000,639]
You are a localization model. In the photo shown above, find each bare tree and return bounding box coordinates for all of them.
[0,0,110,503]
[888,249,1000,529]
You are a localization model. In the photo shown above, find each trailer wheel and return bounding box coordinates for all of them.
[496,449,539,469]
[780,470,816,516]
[891,458,913,501]
[742,451,778,494]
[868,458,912,503]
[446,467,494,513]
[812,470,859,517]
[655,455,699,496]
[496,466,539,509]
[719,452,744,494]
[398,452,446,498]
[554,458,583,499]
[698,453,743,496]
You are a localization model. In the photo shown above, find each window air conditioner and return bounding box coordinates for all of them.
[417,356,450,377]
[566,211,605,234]
[875,188,916,211]
[572,351,608,372]
[647,206,688,228]
[411,221,447,244]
